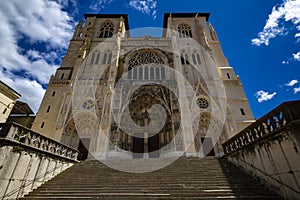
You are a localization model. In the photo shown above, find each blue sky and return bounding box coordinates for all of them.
[0,0,299,118]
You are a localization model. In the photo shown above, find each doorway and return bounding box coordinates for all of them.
[132,134,160,158]
[133,135,144,158]
[77,138,90,160]
[201,137,215,156]
[148,134,159,158]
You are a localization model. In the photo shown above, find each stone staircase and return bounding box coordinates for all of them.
[22,157,282,199]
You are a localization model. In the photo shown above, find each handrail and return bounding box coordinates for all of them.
[223,100,300,154]
[227,155,300,196]
[0,122,78,161]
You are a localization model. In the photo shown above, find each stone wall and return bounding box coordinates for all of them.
[0,122,78,199]
[223,100,300,200]
[0,146,73,199]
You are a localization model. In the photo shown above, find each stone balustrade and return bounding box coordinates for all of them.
[0,122,78,199]
[223,101,300,154]
[0,123,78,160]
[223,100,300,200]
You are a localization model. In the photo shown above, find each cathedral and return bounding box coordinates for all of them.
[31,13,254,160]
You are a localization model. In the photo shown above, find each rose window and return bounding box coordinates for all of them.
[196,98,209,109]
[82,99,95,110]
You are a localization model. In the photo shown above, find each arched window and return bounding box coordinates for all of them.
[192,53,201,65]
[102,51,112,64]
[150,66,155,80]
[99,22,114,38]
[144,66,149,79]
[128,66,132,79]
[180,53,189,65]
[178,23,192,38]
[128,51,164,68]
[127,51,165,80]
[155,67,161,80]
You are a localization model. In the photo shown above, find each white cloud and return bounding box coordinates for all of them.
[294,86,300,93]
[251,0,300,46]
[0,0,74,112]
[255,90,277,103]
[285,79,298,86]
[0,71,45,113]
[282,60,289,64]
[293,51,300,61]
[0,0,73,47]
[89,0,114,12]
[129,0,157,19]
[0,0,74,83]
[281,51,300,63]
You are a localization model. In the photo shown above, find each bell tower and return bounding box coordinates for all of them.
[31,14,129,145]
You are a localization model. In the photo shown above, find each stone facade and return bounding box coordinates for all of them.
[31,13,254,159]
[0,81,21,123]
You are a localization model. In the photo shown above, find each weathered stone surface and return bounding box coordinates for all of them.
[22,157,282,199]
[224,101,300,200]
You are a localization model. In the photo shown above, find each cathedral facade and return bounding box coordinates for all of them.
[31,13,254,159]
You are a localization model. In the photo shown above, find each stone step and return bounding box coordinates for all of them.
[24,192,280,198]
[22,197,282,200]
[22,157,282,199]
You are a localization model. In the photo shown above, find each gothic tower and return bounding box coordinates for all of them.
[31,13,254,159]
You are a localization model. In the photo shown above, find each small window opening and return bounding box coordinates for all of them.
[107,52,112,63]
[240,108,246,115]
[180,53,185,64]
[102,53,107,64]
[90,52,95,64]
[180,53,189,65]
[95,52,100,64]
[41,122,45,128]
[227,73,231,79]
[196,54,201,64]
[192,54,197,65]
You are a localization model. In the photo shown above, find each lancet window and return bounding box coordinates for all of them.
[127,51,165,80]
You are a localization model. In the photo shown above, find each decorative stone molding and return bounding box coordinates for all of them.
[0,122,78,199]
[223,101,300,154]
[223,100,300,200]
[0,122,78,161]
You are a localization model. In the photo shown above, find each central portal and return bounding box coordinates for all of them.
[132,133,160,158]
[112,84,182,158]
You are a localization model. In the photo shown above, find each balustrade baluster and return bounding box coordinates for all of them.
[222,101,300,154]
